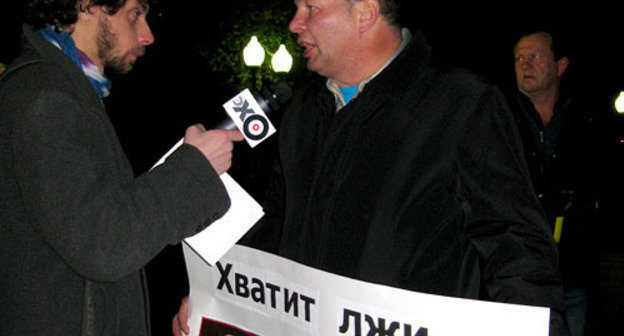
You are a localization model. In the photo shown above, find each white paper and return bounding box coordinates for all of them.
[152,138,263,265]
[183,173,264,265]
[183,244,551,336]
[152,138,184,168]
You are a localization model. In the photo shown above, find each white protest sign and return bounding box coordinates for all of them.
[183,244,550,336]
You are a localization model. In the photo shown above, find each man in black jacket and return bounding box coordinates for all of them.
[175,1,568,335]
[0,0,243,335]
[511,30,603,336]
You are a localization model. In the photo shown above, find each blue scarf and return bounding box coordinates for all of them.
[38,28,111,99]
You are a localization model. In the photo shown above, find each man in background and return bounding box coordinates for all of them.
[0,0,242,335]
[510,31,604,336]
[175,1,568,335]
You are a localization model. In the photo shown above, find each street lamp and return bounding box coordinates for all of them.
[242,35,293,92]
[243,36,265,67]
[615,91,624,114]
[243,36,292,73]
[271,44,293,73]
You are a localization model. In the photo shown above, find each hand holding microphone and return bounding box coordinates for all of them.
[183,125,244,175]
[216,81,293,131]
[153,82,292,173]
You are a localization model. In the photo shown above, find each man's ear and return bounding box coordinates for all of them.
[78,0,92,14]
[77,0,105,18]
[71,0,100,39]
[557,56,569,77]
[356,0,381,34]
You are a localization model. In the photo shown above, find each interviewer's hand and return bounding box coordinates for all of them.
[184,124,244,175]
[172,296,190,336]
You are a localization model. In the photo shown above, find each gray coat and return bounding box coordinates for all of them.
[0,26,230,336]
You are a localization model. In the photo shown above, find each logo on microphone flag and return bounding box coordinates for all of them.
[223,89,276,147]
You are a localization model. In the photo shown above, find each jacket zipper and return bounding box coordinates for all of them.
[83,280,94,336]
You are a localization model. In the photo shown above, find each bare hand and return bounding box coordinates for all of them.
[184,124,244,175]
[172,296,190,336]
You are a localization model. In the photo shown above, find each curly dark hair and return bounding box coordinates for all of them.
[25,0,148,30]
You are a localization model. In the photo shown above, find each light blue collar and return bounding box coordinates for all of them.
[339,85,358,104]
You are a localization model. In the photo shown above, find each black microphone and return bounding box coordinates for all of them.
[216,81,293,130]
[152,82,293,169]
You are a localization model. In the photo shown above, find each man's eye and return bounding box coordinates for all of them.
[131,10,143,20]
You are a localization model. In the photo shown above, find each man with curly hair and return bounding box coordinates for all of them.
[0,0,243,335]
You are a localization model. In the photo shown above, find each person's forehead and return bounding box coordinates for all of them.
[515,35,551,54]
[294,0,345,5]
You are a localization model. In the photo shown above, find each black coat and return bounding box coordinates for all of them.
[511,92,603,289]
[244,31,568,335]
[0,26,230,336]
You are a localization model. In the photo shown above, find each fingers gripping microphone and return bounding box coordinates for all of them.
[152,82,293,169]
[217,82,293,146]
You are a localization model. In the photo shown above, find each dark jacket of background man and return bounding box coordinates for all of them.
[511,90,601,293]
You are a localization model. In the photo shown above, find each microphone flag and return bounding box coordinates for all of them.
[222,89,277,148]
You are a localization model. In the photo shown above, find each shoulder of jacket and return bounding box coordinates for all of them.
[438,67,491,92]
[2,57,74,92]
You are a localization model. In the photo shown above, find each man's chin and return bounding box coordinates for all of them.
[305,59,324,76]
[519,83,539,94]
[105,60,135,74]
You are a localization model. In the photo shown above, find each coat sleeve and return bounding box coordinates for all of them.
[455,85,569,336]
[11,90,230,282]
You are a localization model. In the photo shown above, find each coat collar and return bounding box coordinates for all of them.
[308,29,433,118]
[16,25,103,107]
[341,30,434,126]
[363,29,433,101]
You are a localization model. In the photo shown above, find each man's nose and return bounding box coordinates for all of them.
[522,61,532,70]
[517,59,530,71]
[288,13,304,34]
[139,21,155,46]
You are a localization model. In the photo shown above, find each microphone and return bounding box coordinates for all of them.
[152,82,293,169]
[216,81,293,130]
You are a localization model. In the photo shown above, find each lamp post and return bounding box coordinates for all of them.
[271,44,293,73]
[243,36,293,91]
[243,36,265,67]
[615,91,624,114]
